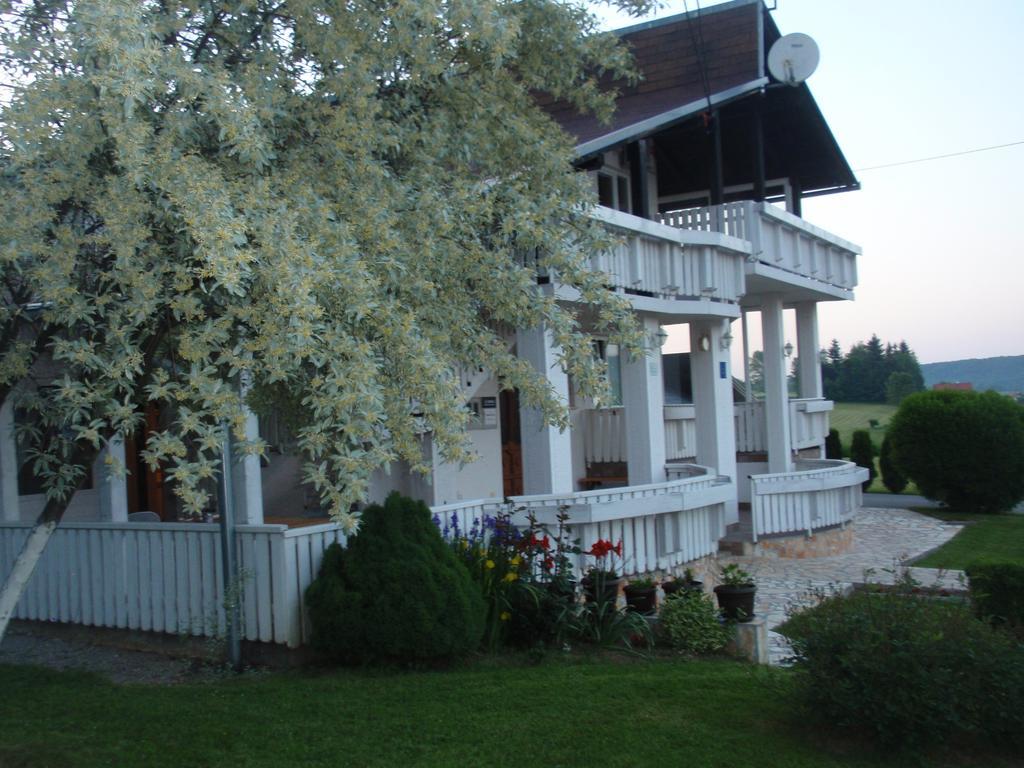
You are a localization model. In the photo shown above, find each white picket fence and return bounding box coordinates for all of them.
[0,520,344,648]
[750,459,867,542]
[433,466,730,576]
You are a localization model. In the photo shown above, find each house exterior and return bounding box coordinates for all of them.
[0,0,867,648]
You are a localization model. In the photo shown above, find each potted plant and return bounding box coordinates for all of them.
[624,577,658,614]
[581,538,624,605]
[713,563,756,622]
[663,567,703,599]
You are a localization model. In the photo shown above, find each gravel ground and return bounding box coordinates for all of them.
[0,625,238,685]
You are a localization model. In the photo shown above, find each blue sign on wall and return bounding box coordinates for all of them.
[720,361,727,379]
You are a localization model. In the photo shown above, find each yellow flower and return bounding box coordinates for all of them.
[460,540,469,550]
[500,611,511,621]
[510,555,521,567]
[504,571,518,582]
[485,560,495,570]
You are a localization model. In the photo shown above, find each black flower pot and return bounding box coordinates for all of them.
[623,584,658,615]
[714,584,756,622]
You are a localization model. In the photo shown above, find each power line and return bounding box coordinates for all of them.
[855,140,1024,172]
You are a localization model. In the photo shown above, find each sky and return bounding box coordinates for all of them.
[594,0,1024,364]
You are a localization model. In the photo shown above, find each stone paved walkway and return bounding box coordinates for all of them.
[720,507,966,665]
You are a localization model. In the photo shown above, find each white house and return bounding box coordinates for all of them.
[0,0,867,649]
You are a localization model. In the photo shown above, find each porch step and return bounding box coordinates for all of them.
[718,513,755,556]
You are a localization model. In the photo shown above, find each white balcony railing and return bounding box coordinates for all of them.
[750,459,868,541]
[664,404,697,460]
[578,406,626,464]
[432,465,731,576]
[589,206,749,303]
[733,398,833,454]
[658,201,860,292]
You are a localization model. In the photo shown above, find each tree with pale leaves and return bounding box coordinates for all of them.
[0,0,652,640]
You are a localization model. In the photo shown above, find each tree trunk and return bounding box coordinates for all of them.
[0,446,97,644]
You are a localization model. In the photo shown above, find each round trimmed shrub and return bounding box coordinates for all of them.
[849,429,875,491]
[658,591,730,655]
[887,390,1024,512]
[878,434,907,494]
[305,492,486,664]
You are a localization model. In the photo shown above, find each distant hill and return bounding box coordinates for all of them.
[921,355,1024,393]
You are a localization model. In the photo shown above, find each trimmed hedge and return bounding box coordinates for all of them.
[305,493,486,664]
[967,562,1024,638]
[824,428,843,460]
[887,390,1024,512]
[849,429,875,491]
[780,588,1024,751]
[878,434,907,493]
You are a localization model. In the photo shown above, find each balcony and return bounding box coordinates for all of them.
[734,398,834,454]
[658,201,860,300]
[582,205,750,314]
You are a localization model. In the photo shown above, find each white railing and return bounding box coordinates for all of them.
[0,520,344,648]
[664,404,697,460]
[589,206,748,303]
[658,201,860,292]
[733,398,832,453]
[578,407,626,463]
[734,401,766,453]
[432,466,730,576]
[789,398,833,450]
[750,459,867,542]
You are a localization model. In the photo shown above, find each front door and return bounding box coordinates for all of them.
[499,389,522,497]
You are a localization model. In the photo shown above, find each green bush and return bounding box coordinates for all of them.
[779,588,1024,751]
[658,591,730,655]
[824,428,843,460]
[305,493,486,664]
[878,434,907,493]
[967,562,1024,638]
[887,390,1024,512]
[849,429,875,490]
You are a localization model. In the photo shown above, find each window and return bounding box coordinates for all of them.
[596,171,631,214]
[593,340,623,407]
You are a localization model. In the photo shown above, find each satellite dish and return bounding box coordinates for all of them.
[767,33,820,86]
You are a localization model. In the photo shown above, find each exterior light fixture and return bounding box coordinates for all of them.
[656,327,669,347]
[720,330,733,350]
[784,342,794,358]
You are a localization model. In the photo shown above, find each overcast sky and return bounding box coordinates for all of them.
[595,0,1024,364]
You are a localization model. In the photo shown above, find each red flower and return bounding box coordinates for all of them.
[613,540,623,557]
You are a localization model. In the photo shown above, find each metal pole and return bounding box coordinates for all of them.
[216,422,242,671]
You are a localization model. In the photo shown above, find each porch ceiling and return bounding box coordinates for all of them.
[740,263,853,306]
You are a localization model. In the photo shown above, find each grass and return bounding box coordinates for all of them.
[1,656,1017,768]
[829,402,897,451]
[913,507,1024,569]
[829,403,919,494]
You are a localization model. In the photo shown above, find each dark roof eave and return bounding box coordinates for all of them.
[573,76,769,162]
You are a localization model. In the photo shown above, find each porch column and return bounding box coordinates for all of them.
[622,316,666,485]
[231,377,265,525]
[690,318,739,524]
[95,435,128,522]
[0,400,18,521]
[760,295,792,473]
[795,302,823,399]
[516,325,573,495]
[741,310,753,402]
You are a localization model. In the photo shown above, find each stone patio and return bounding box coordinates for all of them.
[720,507,966,665]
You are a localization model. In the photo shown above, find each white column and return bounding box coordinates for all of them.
[622,316,666,485]
[516,325,573,495]
[95,435,128,522]
[740,310,753,402]
[231,380,265,525]
[760,295,792,473]
[690,319,739,524]
[0,401,18,521]
[795,302,823,400]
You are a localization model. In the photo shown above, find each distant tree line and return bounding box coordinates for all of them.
[822,335,925,404]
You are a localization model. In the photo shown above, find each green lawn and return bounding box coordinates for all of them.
[829,402,897,451]
[913,509,1024,569]
[0,658,1015,767]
